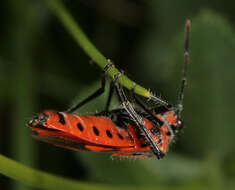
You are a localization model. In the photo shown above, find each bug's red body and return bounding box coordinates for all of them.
[28,110,178,157]
[28,20,190,159]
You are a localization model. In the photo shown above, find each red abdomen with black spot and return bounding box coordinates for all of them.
[28,110,177,157]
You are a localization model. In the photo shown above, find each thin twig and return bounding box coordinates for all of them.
[44,0,152,99]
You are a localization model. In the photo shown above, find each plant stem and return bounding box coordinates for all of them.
[44,0,151,98]
[0,154,160,190]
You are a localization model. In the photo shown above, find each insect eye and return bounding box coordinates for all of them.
[176,120,183,129]
[171,119,183,132]
[38,113,49,123]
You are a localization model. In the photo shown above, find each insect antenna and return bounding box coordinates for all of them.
[176,19,190,117]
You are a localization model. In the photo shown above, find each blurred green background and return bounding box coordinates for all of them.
[1,0,235,189]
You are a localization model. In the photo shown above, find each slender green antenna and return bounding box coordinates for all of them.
[176,19,190,117]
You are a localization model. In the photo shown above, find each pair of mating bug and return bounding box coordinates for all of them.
[28,20,190,159]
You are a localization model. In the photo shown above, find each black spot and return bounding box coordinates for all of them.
[136,132,142,139]
[166,131,171,136]
[171,125,177,131]
[158,139,162,144]
[155,119,164,127]
[93,126,99,136]
[57,112,65,125]
[118,133,124,140]
[106,130,113,138]
[141,144,148,148]
[77,123,83,131]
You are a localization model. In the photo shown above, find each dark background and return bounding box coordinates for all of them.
[1,0,235,189]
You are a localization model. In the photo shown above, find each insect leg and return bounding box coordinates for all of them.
[130,86,166,128]
[113,73,164,159]
[105,80,115,111]
[67,61,114,113]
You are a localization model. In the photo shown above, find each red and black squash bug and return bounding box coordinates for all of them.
[28,20,190,159]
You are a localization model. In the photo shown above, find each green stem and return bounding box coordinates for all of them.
[44,0,150,98]
[0,154,158,190]
[0,154,209,190]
